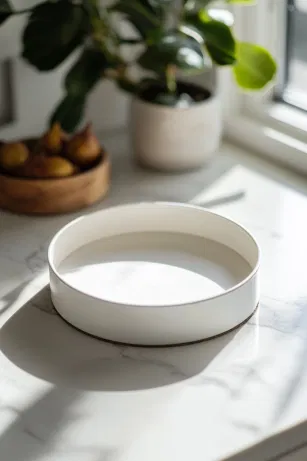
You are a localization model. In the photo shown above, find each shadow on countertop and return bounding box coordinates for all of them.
[0,286,241,392]
[0,387,117,461]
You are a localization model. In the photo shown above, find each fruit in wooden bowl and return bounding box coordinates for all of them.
[0,123,110,214]
[0,142,29,171]
[41,122,68,155]
[23,156,77,179]
[66,124,101,166]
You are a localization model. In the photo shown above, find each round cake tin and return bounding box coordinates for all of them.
[48,202,260,346]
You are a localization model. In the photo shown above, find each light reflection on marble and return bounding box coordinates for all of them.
[1,136,307,461]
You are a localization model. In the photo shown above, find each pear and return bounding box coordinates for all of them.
[41,122,67,155]
[24,156,76,179]
[66,124,101,166]
[0,142,29,171]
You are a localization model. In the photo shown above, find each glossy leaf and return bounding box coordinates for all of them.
[22,1,87,71]
[111,0,159,38]
[147,0,172,7]
[0,0,13,25]
[233,41,276,89]
[197,0,214,6]
[184,0,213,7]
[146,0,172,17]
[184,12,236,65]
[65,48,117,96]
[50,94,86,133]
[138,33,207,73]
[227,0,255,3]
[207,8,234,26]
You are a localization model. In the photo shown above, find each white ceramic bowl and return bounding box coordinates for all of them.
[48,202,260,346]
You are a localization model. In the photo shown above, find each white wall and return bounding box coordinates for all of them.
[0,3,128,140]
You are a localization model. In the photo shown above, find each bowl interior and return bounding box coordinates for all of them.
[49,203,259,307]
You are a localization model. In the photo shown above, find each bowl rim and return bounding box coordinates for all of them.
[48,202,260,308]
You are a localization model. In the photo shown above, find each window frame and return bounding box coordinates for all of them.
[224,0,307,175]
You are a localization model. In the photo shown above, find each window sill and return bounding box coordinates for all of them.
[225,104,307,176]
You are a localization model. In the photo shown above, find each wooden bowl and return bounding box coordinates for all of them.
[0,152,110,215]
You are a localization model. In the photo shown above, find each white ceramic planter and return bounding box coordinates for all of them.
[130,90,222,171]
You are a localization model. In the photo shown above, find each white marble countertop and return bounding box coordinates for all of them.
[1,131,307,461]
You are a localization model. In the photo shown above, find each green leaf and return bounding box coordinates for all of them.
[233,42,276,89]
[147,0,172,7]
[111,0,159,38]
[128,0,171,21]
[0,0,13,25]
[138,32,207,73]
[207,8,234,26]
[184,0,213,7]
[22,1,88,71]
[197,0,213,6]
[146,0,172,16]
[227,0,255,3]
[145,27,166,45]
[50,93,85,133]
[185,12,236,65]
[65,48,117,96]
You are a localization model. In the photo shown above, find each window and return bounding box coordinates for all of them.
[225,0,307,174]
[276,0,307,111]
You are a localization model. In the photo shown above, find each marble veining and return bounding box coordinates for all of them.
[25,244,49,274]
[1,136,307,461]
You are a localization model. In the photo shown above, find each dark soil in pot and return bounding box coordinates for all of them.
[137,81,212,107]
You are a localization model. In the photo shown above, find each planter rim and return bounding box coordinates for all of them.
[133,86,217,112]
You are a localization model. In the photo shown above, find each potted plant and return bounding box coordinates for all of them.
[0,0,276,171]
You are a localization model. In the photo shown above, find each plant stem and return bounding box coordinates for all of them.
[87,0,132,88]
[88,0,100,17]
[87,0,122,63]
[12,8,32,15]
[165,65,177,94]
